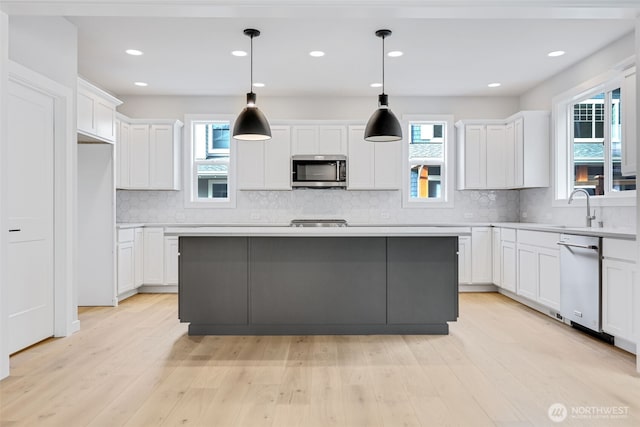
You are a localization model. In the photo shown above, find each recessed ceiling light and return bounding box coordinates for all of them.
[370,83,383,88]
[309,51,325,57]
[548,50,566,57]
[125,49,143,56]
[253,82,265,88]
[134,81,148,87]
[387,51,403,57]
[232,50,248,57]
[488,82,501,88]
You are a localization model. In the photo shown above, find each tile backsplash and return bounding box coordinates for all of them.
[116,189,520,225]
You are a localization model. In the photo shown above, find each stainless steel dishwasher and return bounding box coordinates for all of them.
[558,234,610,340]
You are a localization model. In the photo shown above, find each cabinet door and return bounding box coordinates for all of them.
[492,228,501,286]
[471,227,492,283]
[374,139,401,189]
[129,124,150,188]
[458,236,472,284]
[134,228,144,287]
[143,228,164,285]
[164,236,179,286]
[291,126,317,154]
[513,117,524,187]
[117,242,135,295]
[347,125,375,189]
[149,124,175,189]
[236,140,265,189]
[95,99,116,141]
[318,126,347,155]
[517,244,537,300]
[464,125,486,188]
[264,126,292,189]
[537,247,560,310]
[621,68,636,176]
[486,125,507,188]
[501,241,517,292]
[505,121,516,188]
[602,258,633,339]
[116,121,131,189]
[77,90,95,135]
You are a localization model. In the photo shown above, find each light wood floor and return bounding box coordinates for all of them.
[0,293,638,427]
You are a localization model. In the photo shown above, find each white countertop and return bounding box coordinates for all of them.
[117,222,636,240]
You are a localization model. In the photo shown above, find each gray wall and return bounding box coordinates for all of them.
[116,95,522,224]
[519,32,636,229]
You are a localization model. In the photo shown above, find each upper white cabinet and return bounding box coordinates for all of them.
[291,125,347,155]
[621,66,636,176]
[77,77,122,144]
[516,230,561,311]
[237,126,292,190]
[347,125,401,190]
[116,116,183,190]
[456,111,549,190]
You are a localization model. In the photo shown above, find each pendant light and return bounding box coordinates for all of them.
[233,28,272,141]
[364,29,402,142]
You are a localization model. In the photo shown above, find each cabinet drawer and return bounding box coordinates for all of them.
[500,228,516,242]
[517,229,560,248]
[603,238,637,263]
[118,228,134,243]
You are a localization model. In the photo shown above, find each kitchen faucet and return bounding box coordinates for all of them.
[568,188,596,227]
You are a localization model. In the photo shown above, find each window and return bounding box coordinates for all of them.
[185,115,236,207]
[403,115,454,207]
[554,70,636,205]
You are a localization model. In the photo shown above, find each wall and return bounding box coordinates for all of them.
[116,95,521,225]
[0,10,9,381]
[519,32,636,229]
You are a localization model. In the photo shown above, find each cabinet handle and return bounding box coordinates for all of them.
[8,229,21,232]
[556,241,598,250]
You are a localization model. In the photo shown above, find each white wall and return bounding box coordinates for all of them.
[519,32,636,229]
[116,95,522,225]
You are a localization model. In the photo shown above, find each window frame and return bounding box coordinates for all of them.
[402,114,455,208]
[552,66,636,208]
[183,114,237,208]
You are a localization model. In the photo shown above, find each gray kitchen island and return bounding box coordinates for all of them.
[165,226,469,335]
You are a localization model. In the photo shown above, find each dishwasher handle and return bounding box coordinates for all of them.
[556,241,599,250]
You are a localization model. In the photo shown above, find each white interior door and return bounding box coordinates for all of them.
[6,79,55,354]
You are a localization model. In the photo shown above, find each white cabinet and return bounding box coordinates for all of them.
[492,227,501,286]
[164,236,179,286]
[516,230,560,310]
[458,236,472,285]
[237,126,291,190]
[501,241,517,293]
[291,125,347,155]
[77,77,123,144]
[602,238,637,341]
[621,67,636,176]
[456,111,549,190]
[143,227,165,285]
[134,228,144,287]
[117,116,183,190]
[347,125,401,190]
[471,227,492,283]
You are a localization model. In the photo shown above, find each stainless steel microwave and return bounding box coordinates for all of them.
[291,155,347,188]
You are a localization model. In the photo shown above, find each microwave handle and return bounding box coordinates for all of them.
[336,162,340,182]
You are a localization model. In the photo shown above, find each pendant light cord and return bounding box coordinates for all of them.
[381,33,385,95]
[250,34,254,93]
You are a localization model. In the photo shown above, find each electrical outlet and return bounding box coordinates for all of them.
[250,212,260,220]
[380,211,390,219]
[463,213,474,219]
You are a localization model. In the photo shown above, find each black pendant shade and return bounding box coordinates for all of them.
[364,29,402,142]
[233,29,271,141]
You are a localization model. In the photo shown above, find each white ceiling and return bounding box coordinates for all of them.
[8,1,639,98]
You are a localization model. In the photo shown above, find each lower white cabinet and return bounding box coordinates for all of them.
[602,238,637,341]
[164,236,179,286]
[117,241,135,295]
[134,228,144,287]
[458,236,472,284]
[471,227,492,283]
[516,230,560,311]
[492,227,501,286]
[501,241,517,293]
[143,227,165,285]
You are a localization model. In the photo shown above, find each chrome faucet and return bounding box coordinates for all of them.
[568,188,596,227]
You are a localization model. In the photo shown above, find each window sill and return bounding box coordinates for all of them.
[183,198,237,209]
[552,192,636,208]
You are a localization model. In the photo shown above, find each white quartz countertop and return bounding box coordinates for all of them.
[163,226,472,237]
[494,222,635,240]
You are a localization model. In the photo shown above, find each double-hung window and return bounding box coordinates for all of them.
[185,115,236,207]
[403,115,454,207]
[554,71,636,205]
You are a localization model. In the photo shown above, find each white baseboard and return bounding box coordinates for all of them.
[613,336,637,355]
[70,320,80,334]
[138,284,178,293]
[497,288,563,322]
[459,283,498,292]
[116,288,139,303]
